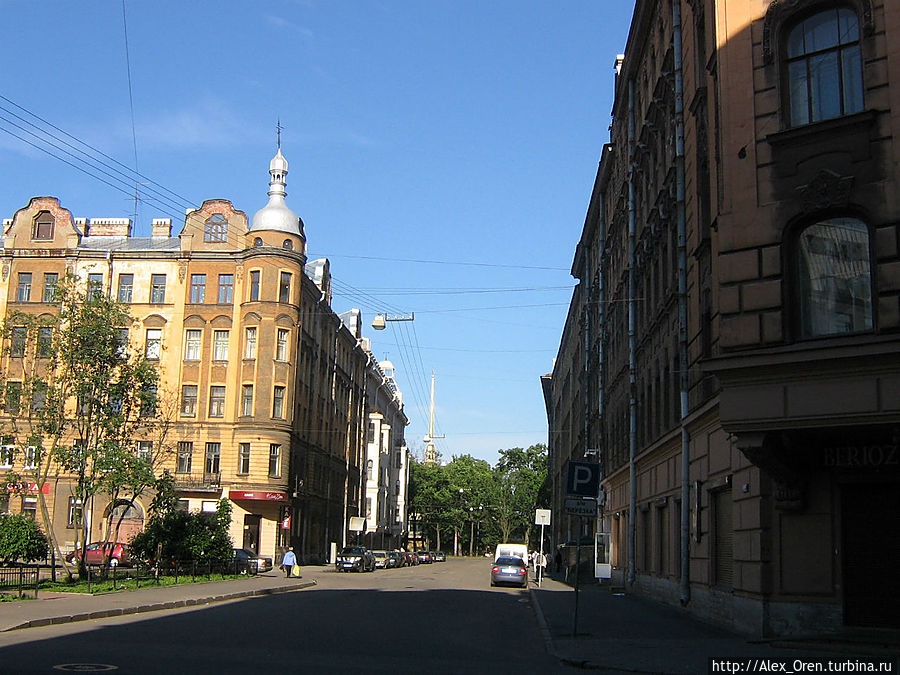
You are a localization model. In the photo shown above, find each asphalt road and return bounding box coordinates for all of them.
[0,558,567,674]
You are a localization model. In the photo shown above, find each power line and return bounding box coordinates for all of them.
[309,252,570,272]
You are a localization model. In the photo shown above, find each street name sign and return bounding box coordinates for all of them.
[565,497,598,517]
[535,509,551,526]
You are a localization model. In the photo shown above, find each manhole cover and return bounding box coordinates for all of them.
[53,666,118,672]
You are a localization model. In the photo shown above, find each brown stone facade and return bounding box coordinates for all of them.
[546,0,900,636]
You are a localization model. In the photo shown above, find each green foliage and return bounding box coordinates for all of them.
[0,513,50,564]
[130,498,233,564]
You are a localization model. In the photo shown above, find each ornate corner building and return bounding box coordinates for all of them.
[0,148,408,565]
[545,0,900,636]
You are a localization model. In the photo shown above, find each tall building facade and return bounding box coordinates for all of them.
[546,0,900,636]
[0,148,406,565]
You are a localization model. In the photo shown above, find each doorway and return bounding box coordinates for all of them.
[243,514,261,553]
[841,482,900,627]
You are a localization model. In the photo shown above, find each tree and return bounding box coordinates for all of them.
[0,276,165,577]
[130,473,233,564]
[0,513,50,564]
[492,444,550,547]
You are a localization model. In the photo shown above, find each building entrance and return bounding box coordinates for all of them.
[841,482,900,627]
[243,514,261,553]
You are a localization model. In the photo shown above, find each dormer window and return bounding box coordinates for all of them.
[786,8,863,127]
[204,214,227,243]
[32,211,54,240]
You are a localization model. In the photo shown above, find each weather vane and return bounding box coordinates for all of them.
[276,119,283,150]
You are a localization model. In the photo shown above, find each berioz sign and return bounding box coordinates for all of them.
[566,460,600,497]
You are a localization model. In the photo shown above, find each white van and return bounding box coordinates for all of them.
[494,543,529,563]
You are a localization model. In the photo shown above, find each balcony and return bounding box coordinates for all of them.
[173,472,221,492]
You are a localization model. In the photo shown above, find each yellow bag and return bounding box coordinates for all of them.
[292,564,301,577]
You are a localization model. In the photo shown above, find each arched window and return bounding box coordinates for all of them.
[786,7,863,126]
[253,237,263,248]
[204,214,227,242]
[282,239,293,250]
[795,217,872,338]
[32,211,54,240]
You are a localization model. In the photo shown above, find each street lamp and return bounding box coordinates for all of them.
[372,312,415,330]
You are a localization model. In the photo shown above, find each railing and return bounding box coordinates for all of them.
[76,558,257,593]
[0,565,40,599]
[172,471,221,490]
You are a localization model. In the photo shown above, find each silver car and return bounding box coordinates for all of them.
[490,556,528,588]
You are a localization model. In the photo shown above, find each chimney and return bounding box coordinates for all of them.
[151,218,172,238]
[86,218,131,237]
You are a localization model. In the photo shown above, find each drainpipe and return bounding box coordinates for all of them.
[627,77,637,587]
[597,192,606,533]
[673,0,691,607]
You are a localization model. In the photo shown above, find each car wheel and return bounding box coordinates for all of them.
[109,558,119,568]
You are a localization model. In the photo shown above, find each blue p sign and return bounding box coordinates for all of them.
[566,461,600,497]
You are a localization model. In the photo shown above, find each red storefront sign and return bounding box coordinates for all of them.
[4,482,51,494]
[228,490,288,502]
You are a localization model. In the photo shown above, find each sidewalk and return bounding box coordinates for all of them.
[528,573,900,673]
[0,566,326,633]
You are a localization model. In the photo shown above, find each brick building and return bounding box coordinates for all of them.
[545,0,900,635]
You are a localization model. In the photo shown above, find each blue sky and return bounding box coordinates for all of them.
[0,1,634,466]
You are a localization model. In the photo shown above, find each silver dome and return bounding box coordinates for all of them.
[250,148,303,235]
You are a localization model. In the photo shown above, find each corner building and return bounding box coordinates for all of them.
[0,148,377,565]
[546,0,900,636]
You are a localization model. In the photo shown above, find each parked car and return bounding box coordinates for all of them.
[416,550,433,564]
[432,551,446,562]
[65,542,131,567]
[491,556,528,588]
[336,546,376,572]
[386,551,403,568]
[405,551,419,566]
[232,548,273,574]
[372,550,388,569]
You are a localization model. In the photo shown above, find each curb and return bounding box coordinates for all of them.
[527,587,558,659]
[3,579,317,632]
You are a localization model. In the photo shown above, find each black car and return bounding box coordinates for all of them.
[336,546,376,572]
[232,548,273,574]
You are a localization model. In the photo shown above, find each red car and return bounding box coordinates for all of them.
[66,542,131,567]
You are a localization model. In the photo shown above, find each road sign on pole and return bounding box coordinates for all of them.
[565,497,598,517]
[534,509,551,526]
[566,460,600,497]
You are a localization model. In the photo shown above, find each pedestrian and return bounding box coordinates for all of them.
[554,548,562,573]
[539,551,548,578]
[281,547,297,578]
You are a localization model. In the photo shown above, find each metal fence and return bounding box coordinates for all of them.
[76,558,258,592]
[0,566,40,599]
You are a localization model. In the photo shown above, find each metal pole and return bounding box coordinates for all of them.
[538,523,545,586]
[573,522,581,637]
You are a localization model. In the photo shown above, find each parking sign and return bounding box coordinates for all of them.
[566,460,600,497]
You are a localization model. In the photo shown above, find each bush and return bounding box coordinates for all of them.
[0,513,50,564]
[130,495,233,564]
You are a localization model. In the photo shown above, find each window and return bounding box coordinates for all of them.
[181,385,198,416]
[32,211,54,240]
[217,274,234,303]
[367,422,376,444]
[204,214,227,242]
[253,237,263,248]
[279,272,292,303]
[283,239,293,250]
[145,328,162,359]
[276,328,289,361]
[209,386,226,417]
[0,445,13,469]
[87,273,103,299]
[136,441,152,462]
[244,327,258,359]
[16,273,32,302]
[366,459,373,481]
[796,217,872,338]
[42,273,59,303]
[117,274,134,303]
[67,498,83,529]
[238,443,251,475]
[272,385,285,418]
[24,446,38,470]
[213,330,229,361]
[22,496,37,520]
[10,327,26,357]
[190,274,206,303]
[115,328,130,357]
[5,382,22,414]
[176,441,193,474]
[786,8,863,127]
[241,384,254,416]
[268,443,281,477]
[205,442,221,475]
[249,270,261,301]
[140,384,158,417]
[150,274,166,304]
[37,327,53,357]
[184,329,202,361]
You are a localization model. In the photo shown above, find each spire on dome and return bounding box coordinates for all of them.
[249,129,305,237]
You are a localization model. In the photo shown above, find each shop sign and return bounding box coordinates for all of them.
[281,515,291,530]
[4,482,51,494]
[228,490,288,502]
[822,444,899,469]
